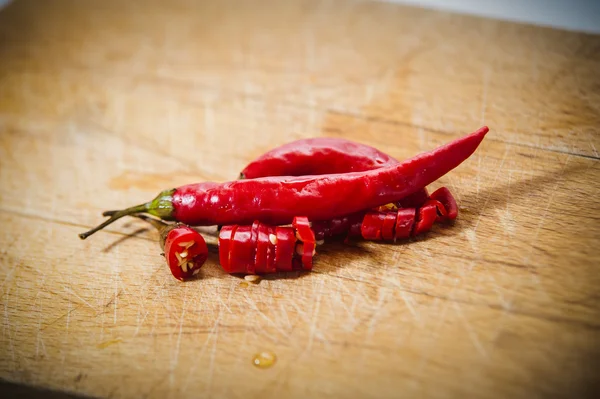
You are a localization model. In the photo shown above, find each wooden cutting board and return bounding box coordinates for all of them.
[1,0,599,398]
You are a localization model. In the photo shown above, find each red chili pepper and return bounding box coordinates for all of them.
[240,137,399,179]
[79,127,487,239]
[395,208,416,239]
[241,136,428,212]
[163,225,208,281]
[430,187,458,221]
[312,187,456,242]
[292,216,316,270]
[218,220,315,274]
[108,213,208,281]
[413,200,438,236]
[275,227,295,272]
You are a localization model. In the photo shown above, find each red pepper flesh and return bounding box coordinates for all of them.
[255,223,270,273]
[413,200,438,236]
[430,187,458,221]
[395,208,416,239]
[163,225,208,281]
[275,227,295,272]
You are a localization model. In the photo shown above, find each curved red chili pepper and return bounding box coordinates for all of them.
[79,126,488,239]
[240,137,399,179]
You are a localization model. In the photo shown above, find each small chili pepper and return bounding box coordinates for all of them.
[240,137,399,179]
[79,126,488,239]
[107,212,208,281]
[218,220,315,274]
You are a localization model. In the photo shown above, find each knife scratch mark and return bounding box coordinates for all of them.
[170,287,188,388]
[307,279,325,351]
[473,145,510,233]
[3,287,16,363]
[365,288,388,343]
[452,302,487,358]
[181,300,223,392]
[480,66,490,125]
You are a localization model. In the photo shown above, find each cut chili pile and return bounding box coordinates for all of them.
[80,127,489,280]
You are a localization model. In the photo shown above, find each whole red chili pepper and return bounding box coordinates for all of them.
[109,213,209,281]
[79,127,488,239]
[240,137,399,179]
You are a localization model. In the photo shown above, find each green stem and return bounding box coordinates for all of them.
[78,203,149,239]
[78,189,176,240]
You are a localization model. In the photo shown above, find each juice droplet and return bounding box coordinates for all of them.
[252,351,276,368]
[239,281,249,288]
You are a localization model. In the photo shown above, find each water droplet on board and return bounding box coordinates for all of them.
[252,351,276,368]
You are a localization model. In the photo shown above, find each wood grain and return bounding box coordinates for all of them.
[1,0,599,398]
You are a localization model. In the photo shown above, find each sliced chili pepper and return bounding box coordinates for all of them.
[218,225,236,273]
[106,213,209,281]
[381,212,397,241]
[275,227,295,272]
[427,199,448,222]
[413,200,438,236]
[266,226,277,273]
[255,222,270,273]
[292,216,316,270]
[430,187,458,221]
[79,126,488,239]
[229,225,255,274]
[361,212,386,240]
[163,225,208,281]
[395,208,416,239]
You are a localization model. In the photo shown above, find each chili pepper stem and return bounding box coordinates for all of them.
[78,189,176,240]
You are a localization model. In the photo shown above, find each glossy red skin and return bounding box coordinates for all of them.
[395,208,415,239]
[241,138,399,179]
[230,226,255,274]
[219,223,298,274]
[172,127,488,226]
[255,223,270,273]
[218,225,236,272]
[266,226,277,273]
[242,137,429,218]
[430,187,458,220]
[382,213,397,240]
[164,226,208,281]
[292,216,316,270]
[361,212,386,240]
[413,201,438,235]
[275,227,295,272]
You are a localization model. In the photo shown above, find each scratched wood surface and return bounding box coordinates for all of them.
[1,0,599,398]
